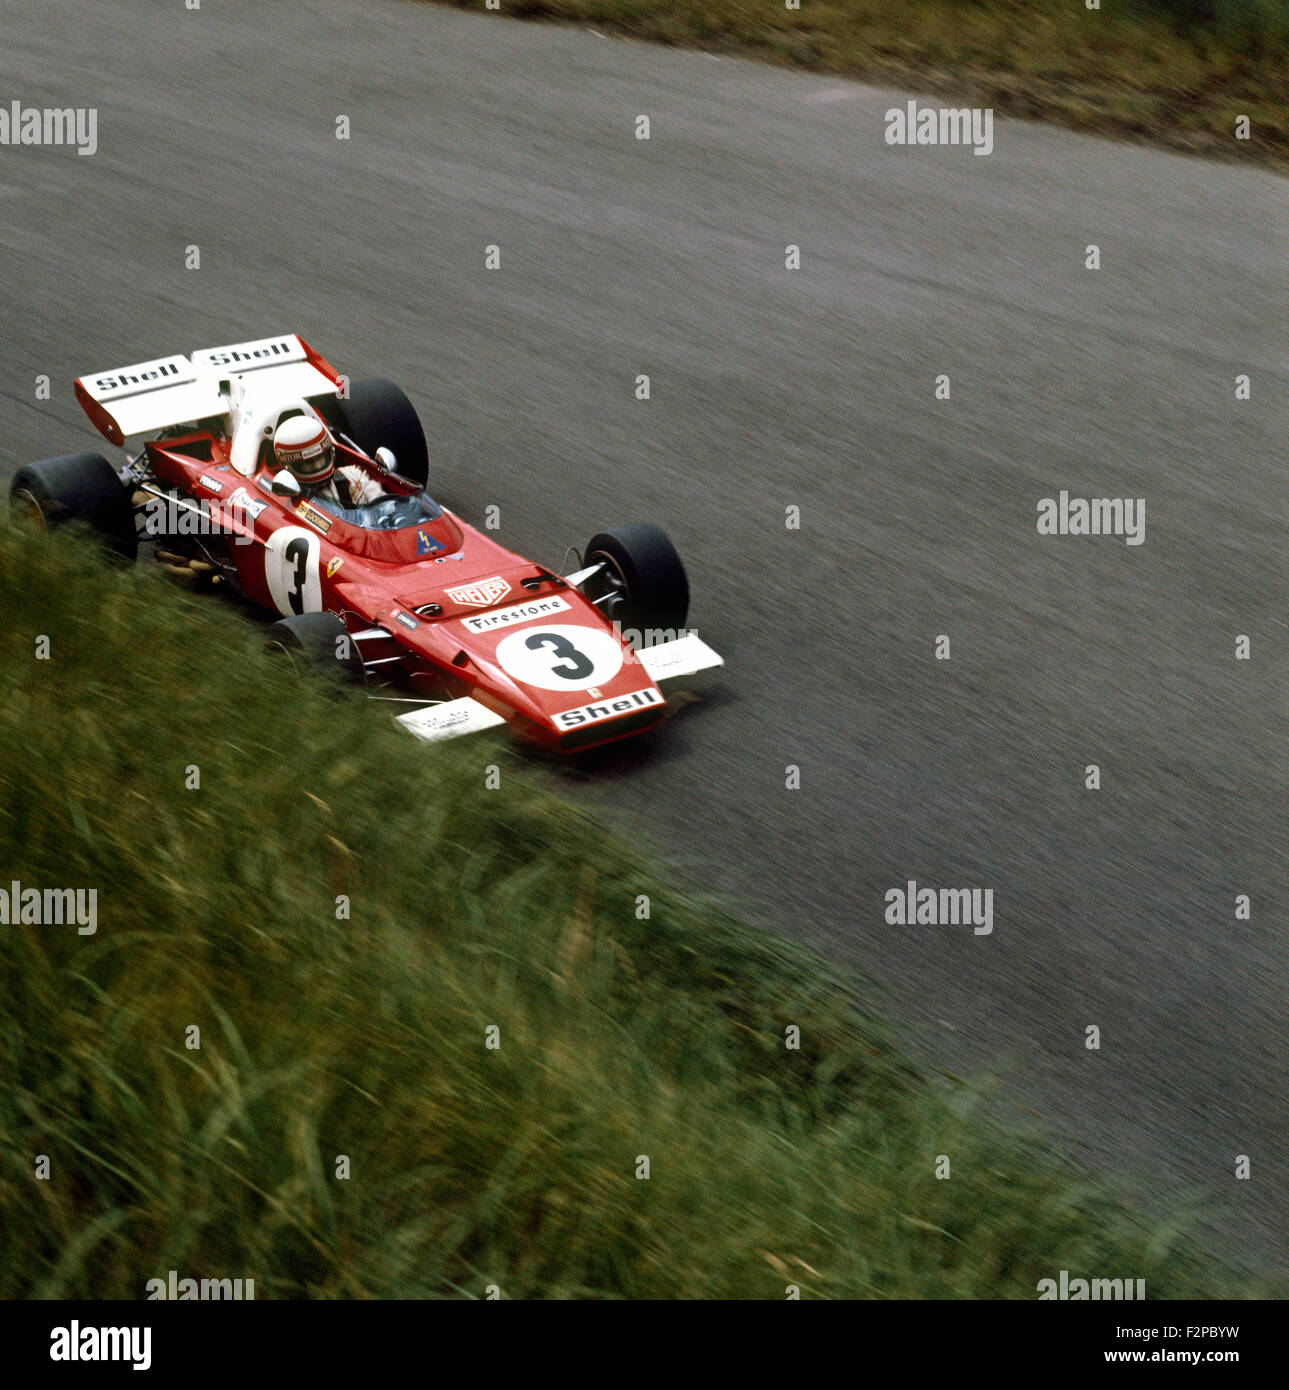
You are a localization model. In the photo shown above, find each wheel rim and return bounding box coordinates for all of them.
[10,489,47,531]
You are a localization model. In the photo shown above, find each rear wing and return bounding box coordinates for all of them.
[74,334,343,446]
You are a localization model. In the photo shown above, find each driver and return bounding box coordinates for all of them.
[271,415,385,508]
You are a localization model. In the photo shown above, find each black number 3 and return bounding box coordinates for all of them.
[285,536,310,614]
[525,630,594,680]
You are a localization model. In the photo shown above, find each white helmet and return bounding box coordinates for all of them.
[273,414,334,486]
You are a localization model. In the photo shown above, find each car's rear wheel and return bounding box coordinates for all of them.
[266,611,366,689]
[9,452,137,560]
[334,378,429,487]
[583,523,689,641]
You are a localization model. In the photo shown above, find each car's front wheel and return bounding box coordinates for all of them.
[582,523,689,641]
[266,611,366,689]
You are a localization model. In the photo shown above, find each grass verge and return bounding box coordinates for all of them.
[0,522,1262,1297]
[429,0,1289,168]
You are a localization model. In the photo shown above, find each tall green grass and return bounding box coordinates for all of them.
[0,524,1257,1297]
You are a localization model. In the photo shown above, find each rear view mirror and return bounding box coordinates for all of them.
[271,470,302,498]
[374,447,397,472]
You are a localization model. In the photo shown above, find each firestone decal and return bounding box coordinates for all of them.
[460,596,570,634]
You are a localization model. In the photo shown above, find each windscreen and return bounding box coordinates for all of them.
[312,490,443,531]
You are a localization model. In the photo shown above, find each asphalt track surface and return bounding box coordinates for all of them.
[2,0,1286,1278]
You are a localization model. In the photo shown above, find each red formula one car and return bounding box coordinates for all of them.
[10,334,721,752]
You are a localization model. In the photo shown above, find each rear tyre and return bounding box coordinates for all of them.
[9,452,137,560]
[266,611,365,690]
[334,379,429,487]
[583,523,689,640]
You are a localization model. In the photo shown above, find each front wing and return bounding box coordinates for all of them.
[395,633,723,744]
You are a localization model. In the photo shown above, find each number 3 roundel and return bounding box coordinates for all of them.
[265,526,322,616]
[494,624,623,691]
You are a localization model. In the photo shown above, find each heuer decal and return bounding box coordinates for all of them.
[460,595,570,634]
[393,610,419,631]
[295,500,333,534]
[446,576,511,608]
[228,488,267,520]
[197,474,225,493]
[326,556,344,579]
[555,688,662,729]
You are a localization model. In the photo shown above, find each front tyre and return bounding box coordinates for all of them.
[266,611,365,690]
[10,452,137,560]
[583,523,689,641]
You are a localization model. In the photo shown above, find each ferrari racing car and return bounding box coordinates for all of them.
[9,334,721,752]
